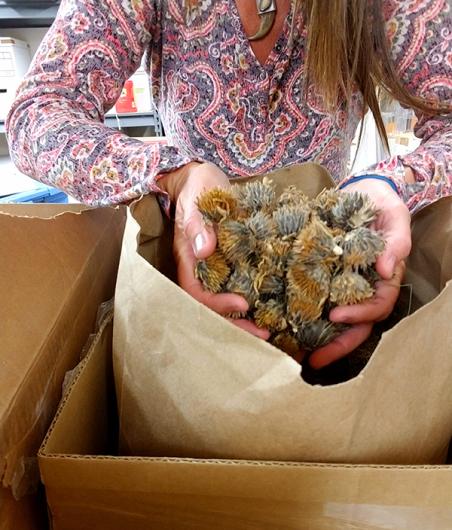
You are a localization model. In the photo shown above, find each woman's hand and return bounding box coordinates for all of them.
[159,162,270,340]
[309,179,411,369]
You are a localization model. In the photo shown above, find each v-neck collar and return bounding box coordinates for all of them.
[230,0,296,70]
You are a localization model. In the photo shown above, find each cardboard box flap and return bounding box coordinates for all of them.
[0,205,125,498]
[39,316,452,530]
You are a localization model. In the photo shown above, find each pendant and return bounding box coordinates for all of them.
[248,0,277,41]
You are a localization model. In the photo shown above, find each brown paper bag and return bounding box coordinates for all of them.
[113,164,452,465]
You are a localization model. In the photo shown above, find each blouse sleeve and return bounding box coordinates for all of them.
[342,0,451,214]
[5,0,195,207]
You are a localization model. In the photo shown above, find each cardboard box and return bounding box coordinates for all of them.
[39,315,452,530]
[0,204,125,529]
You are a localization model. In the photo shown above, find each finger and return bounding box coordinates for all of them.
[186,282,249,315]
[308,323,373,369]
[201,291,250,315]
[330,262,405,324]
[228,318,271,340]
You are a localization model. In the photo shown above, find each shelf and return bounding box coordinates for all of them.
[0,112,158,133]
[0,5,59,28]
[104,112,157,129]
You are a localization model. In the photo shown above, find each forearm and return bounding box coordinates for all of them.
[342,123,451,214]
[5,0,199,205]
[7,93,195,205]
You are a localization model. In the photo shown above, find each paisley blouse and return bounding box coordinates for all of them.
[5,0,452,213]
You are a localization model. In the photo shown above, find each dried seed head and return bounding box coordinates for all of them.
[287,292,326,322]
[330,270,374,305]
[226,265,258,307]
[294,319,344,351]
[196,187,238,223]
[217,220,255,264]
[246,211,275,241]
[254,257,286,300]
[272,332,300,359]
[286,264,331,321]
[292,217,342,267]
[342,227,385,269]
[331,192,378,230]
[254,299,287,332]
[278,185,309,207]
[256,272,285,297]
[264,237,292,260]
[273,204,309,238]
[254,251,286,294]
[361,266,381,286]
[287,262,331,297]
[234,178,276,214]
[195,251,231,293]
[313,188,340,224]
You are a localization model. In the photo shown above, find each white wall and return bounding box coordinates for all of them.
[0,27,48,57]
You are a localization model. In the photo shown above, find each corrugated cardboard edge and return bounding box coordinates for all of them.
[0,204,92,219]
[0,206,126,497]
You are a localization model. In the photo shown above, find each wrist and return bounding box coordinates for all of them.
[158,162,202,202]
[338,174,401,196]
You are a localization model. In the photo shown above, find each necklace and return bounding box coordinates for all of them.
[249,0,277,41]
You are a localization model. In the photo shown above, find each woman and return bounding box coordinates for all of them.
[6,0,451,368]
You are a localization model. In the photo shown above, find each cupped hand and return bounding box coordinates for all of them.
[309,179,411,369]
[159,162,270,340]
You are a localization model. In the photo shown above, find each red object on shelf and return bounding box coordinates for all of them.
[115,79,137,114]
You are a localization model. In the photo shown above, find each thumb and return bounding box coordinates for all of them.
[376,225,411,280]
[372,200,411,280]
[376,250,397,281]
[175,161,228,259]
[183,211,217,259]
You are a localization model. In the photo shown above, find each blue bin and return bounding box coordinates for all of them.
[0,184,68,204]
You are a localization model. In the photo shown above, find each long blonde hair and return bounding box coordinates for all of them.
[298,0,450,149]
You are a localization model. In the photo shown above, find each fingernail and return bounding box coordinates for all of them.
[193,232,205,257]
